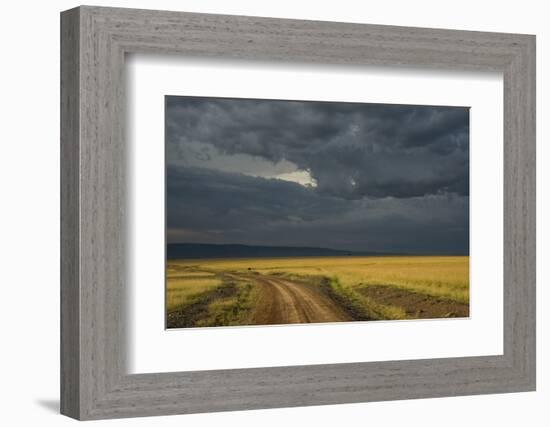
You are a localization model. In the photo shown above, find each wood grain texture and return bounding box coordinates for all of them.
[60,5,536,420]
[60,7,80,419]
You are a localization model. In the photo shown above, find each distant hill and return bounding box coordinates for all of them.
[166,243,378,260]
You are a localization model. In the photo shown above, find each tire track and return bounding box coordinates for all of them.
[230,273,353,325]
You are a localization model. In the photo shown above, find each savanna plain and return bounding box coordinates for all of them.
[166,256,469,328]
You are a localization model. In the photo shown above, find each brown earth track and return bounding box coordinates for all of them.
[230,273,352,325]
[357,284,469,319]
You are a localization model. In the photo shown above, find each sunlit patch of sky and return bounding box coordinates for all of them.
[170,139,317,188]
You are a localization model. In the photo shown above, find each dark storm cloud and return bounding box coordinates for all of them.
[165,96,469,253]
[166,97,469,199]
[167,166,348,232]
[166,166,469,254]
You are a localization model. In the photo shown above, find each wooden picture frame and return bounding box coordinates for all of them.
[60,5,536,420]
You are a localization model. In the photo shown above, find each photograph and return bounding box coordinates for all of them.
[51,3,538,421]
[165,96,470,329]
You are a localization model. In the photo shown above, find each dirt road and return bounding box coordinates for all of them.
[231,273,353,325]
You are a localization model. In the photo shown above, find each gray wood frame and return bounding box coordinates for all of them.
[60,5,536,420]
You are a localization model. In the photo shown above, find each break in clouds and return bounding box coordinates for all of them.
[166,96,469,254]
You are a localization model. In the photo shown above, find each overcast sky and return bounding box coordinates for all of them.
[166,96,469,254]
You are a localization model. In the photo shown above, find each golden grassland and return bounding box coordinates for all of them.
[170,256,469,300]
[166,264,258,327]
[166,275,222,312]
[166,256,469,327]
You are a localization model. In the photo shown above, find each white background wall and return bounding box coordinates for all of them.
[0,0,547,425]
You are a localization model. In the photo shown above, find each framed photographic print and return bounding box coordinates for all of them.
[164,96,471,329]
[61,6,536,420]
